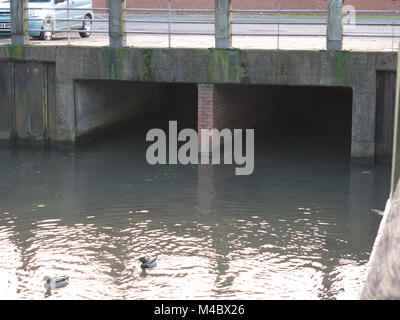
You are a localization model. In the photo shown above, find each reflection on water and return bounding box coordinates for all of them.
[0,125,388,300]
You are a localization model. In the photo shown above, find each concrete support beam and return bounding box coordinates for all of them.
[109,0,126,47]
[215,0,232,49]
[391,44,400,195]
[327,0,343,51]
[11,0,29,45]
[351,82,376,160]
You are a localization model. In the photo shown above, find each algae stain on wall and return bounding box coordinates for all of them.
[207,49,249,84]
[334,51,350,86]
[101,47,127,80]
[7,45,25,61]
[135,49,156,82]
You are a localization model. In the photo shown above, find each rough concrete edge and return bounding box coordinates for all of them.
[359,197,390,299]
[360,183,400,299]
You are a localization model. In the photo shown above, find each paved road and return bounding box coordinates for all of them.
[1,15,400,51]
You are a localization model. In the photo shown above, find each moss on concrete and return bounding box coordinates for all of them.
[333,51,350,86]
[143,49,155,81]
[101,46,127,80]
[6,45,26,61]
[207,49,249,83]
[134,48,156,82]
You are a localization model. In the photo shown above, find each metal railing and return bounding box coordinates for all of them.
[2,1,400,51]
[342,10,400,51]
[231,9,327,49]
[124,1,214,48]
[26,1,108,45]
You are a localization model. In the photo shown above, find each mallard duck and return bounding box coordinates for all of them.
[43,275,69,290]
[139,256,157,268]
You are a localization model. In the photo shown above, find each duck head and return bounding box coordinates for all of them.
[138,257,147,264]
[43,276,51,283]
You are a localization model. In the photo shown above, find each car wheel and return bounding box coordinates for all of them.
[79,15,92,38]
[39,18,53,41]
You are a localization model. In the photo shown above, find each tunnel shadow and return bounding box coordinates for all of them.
[253,84,353,159]
[73,80,198,148]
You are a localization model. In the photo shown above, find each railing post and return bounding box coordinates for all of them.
[109,0,126,47]
[215,0,232,49]
[327,0,343,51]
[11,0,28,45]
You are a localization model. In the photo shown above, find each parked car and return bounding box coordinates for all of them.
[0,0,93,40]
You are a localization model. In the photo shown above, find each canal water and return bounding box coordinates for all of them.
[0,121,388,300]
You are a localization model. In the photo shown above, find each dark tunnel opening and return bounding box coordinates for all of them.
[254,85,353,156]
[207,83,353,160]
[74,80,198,145]
[74,81,353,160]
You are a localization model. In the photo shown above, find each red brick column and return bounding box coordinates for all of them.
[198,83,269,145]
[198,84,214,148]
[197,83,266,151]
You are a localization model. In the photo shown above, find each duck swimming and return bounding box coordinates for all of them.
[43,276,69,290]
[139,256,157,268]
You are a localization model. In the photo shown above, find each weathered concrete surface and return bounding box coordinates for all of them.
[10,0,28,46]
[74,80,168,142]
[375,71,396,162]
[0,45,397,159]
[361,185,400,299]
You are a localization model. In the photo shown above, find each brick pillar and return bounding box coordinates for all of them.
[198,84,215,151]
[198,83,266,151]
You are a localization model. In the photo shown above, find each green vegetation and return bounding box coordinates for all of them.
[333,51,350,86]
[207,49,249,83]
[101,46,126,80]
[6,45,25,61]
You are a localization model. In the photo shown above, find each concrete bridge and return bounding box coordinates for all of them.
[0,0,397,161]
[0,45,397,161]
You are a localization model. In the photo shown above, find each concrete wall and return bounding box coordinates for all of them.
[375,71,396,163]
[361,181,400,299]
[75,80,167,142]
[0,46,397,160]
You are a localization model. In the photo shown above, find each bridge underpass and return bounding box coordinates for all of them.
[197,83,354,158]
[74,80,197,145]
[0,46,397,162]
